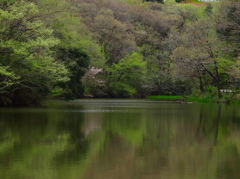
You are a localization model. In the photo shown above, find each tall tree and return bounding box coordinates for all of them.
[30,0,105,99]
[170,15,238,99]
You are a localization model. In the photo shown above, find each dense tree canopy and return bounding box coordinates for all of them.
[0,0,240,105]
[0,0,69,105]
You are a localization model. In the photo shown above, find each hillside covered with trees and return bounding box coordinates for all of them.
[0,0,240,106]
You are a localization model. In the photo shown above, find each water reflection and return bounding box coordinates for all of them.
[0,100,240,179]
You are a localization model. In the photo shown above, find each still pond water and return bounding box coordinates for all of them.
[0,99,240,179]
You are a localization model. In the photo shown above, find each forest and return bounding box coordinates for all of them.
[0,0,240,106]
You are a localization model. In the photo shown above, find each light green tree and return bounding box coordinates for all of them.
[0,0,69,105]
[107,52,146,97]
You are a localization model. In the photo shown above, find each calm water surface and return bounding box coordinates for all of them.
[0,99,240,179]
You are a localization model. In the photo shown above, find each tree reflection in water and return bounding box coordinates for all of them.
[0,101,240,179]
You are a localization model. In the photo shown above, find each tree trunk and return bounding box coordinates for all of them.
[214,61,222,99]
[199,76,205,93]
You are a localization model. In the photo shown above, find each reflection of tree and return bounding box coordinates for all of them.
[0,106,92,179]
[214,105,221,145]
[194,104,240,179]
[195,105,222,145]
[0,111,49,162]
[216,145,240,179]
[2,102,240,179]
[104,113,146,147]
[53,112,89,165]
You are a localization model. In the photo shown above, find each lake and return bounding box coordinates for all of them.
[0,99,240,179]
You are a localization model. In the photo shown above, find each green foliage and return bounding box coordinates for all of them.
[187,85,237,103]
[56,47,90,99]
[107,52,146,97]
[33,0,104,99]
[216,0,240,50]
[1,0,240,105]
[147,95,184,100]
[230,99,240,104]
[50,87,64,97]
[187,97,213,103]
[0,0,69,106]
[51,7,104,67]
[170,7,240,99]
[93,8,136,65]
[206,86,218,98]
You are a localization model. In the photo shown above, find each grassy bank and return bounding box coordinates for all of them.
[229,100,240,104]
[147,95,240,104]
[147,96,215,103]
[147,96,184,100]
[187,97,213,103]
